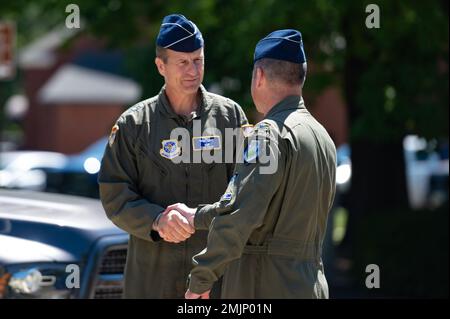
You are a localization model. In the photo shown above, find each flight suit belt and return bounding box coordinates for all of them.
[242,239,320,260]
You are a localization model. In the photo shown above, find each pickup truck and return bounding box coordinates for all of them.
[0,189,128,299]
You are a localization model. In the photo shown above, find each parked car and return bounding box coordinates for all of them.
[44,137,107,198]
[403,135,449,209]
[0,151,68,191]
[331,137,449,210]
[0,189,128,299]
[64,137,107,174]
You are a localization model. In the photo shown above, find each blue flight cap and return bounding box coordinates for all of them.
[156,14,204,52]
[254,29,306,64]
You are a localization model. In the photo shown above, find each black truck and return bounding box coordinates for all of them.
[0,189,128,299]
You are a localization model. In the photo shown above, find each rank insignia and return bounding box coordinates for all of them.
[160,139,181,159]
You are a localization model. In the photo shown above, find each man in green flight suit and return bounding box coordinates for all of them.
[98,14,248,298]
[168,29,337,299]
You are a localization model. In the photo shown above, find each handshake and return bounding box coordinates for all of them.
[152,203,197,243]
[153,204,212,299]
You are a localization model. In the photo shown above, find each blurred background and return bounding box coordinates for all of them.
[0,0,448,298]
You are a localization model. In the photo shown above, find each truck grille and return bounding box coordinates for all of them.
[93,286,124,299]
[93,245,127,299]
[99,247,127,274]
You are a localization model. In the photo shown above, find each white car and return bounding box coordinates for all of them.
[403,135,449,209]
[0,151,67,191]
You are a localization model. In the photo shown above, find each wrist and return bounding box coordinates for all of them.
[187,210,195,228]
[152,212,163,231]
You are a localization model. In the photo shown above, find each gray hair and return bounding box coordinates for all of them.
[155,45,168,63]
[254,58,307,87]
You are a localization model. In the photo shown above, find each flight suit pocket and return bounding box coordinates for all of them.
[147,152,169,177]
[136,143,168,174]
[136,144,169,195]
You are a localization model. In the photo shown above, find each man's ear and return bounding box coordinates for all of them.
[256,67,265,88]
[155,57,165,77]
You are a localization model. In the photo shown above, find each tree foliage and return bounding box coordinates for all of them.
[1,0,448,139]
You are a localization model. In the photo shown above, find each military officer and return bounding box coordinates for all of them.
[170,29,337,299]
[98,14,248,298]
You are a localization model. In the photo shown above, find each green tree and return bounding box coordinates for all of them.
[2,0,448,213]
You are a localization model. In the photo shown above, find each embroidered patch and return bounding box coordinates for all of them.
[241,124,254,137]
[221,192,233,201]
[192,136,221,151]
[160,139,181,159]
[244,140,260,163]
[256,121,271,130]
[221,174,237,201]
[108,124,119,147]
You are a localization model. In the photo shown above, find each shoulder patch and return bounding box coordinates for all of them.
[108,124,119,147]
[243,139,261,163]
[256,121,271,130]
[241,124,254,137]
[254,122,273,140]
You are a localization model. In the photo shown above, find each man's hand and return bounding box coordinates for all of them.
[165,203,196,227]
[185,289,210,299]
[154,210,195,243]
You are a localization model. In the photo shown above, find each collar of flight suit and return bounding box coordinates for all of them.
[157,84,213,120]
[265,95,306,119]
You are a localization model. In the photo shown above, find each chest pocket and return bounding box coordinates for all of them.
[136,142,169,193]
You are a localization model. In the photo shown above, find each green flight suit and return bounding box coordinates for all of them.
[98,85,248,298]
[189,95,337,298]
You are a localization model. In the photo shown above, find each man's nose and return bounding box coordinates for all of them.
[186,61,199,77]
